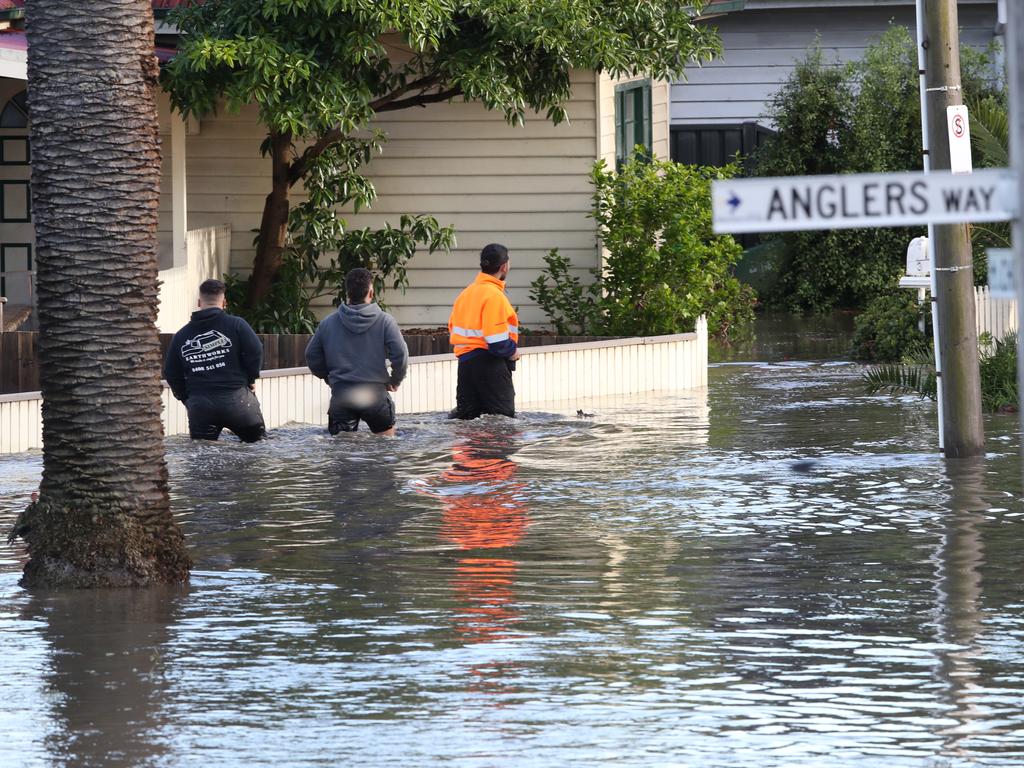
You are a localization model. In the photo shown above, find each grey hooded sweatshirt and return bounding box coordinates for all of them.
[305,302,408,391]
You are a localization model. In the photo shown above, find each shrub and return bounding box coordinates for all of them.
[530,157,756,338]
[979,333,1018,413]
[752,27,1003,312]
[851,290,928,362]
[225,140,455,333]
[864,332,1017,414]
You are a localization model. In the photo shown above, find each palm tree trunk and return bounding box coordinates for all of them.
[14,0,191,586]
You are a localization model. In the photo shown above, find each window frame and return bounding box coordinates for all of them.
[614,79,653,169]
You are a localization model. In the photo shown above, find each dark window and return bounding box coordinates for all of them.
[0,90,28,129]
[670,122,774,170]
[615,80,652,168]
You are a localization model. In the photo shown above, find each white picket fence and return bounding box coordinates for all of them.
[974,286,1018,342]
[0,322,708,454]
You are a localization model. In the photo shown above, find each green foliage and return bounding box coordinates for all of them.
[227,210,454,334]
[751,27,1004,312]
[851,290,928,362]
[224,258,318,334]
[979,332,1018,413]
[529,249,599,335]
[969,95,1009,168]
[968,95,1011,268]
[164,0,722,135]
[227,136,454,333]
[863,361,937,401]
[863,332,1018,414]
[163,0,725,306]
[530,157,756,338]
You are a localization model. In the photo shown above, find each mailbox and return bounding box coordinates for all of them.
[899,236,931,289]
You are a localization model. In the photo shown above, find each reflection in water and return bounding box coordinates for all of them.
[1,364,1024,767]
[430,426,528,644]
[24,587,183,768]
[936,458,988,757]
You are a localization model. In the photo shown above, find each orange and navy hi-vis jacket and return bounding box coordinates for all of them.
[449,272,520,359]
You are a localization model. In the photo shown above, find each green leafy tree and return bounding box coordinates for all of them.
[531,158,755,338]
[163,0,722,308]
[752,27,1003,312]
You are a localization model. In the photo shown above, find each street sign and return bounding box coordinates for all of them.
[987,248,1016,299]
[947,105,973,174]
[712,168,1017,234]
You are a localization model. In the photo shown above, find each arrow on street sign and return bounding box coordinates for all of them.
[712,168,1017,234]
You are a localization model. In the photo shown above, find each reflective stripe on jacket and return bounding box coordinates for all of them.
[448,272,520,358]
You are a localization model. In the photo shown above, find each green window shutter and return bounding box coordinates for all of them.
[614,79,654,168]
[615,90,626,169]
[642,83,653,158]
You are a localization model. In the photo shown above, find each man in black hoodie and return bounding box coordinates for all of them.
[305,268,408,436]
[163,279,266,442]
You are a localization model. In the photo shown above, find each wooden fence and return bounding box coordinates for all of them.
[1,331,622,394]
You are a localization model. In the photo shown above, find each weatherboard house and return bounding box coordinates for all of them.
[668,0,1003,167]
[0,0,740,332]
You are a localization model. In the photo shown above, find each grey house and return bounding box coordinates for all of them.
[674,0,1003,165]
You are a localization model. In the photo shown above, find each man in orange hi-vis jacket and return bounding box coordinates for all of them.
[448,243,520,419]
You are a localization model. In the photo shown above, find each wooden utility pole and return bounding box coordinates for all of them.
[923,0,985,457]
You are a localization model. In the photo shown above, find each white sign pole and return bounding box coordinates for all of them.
[917,0,945,451]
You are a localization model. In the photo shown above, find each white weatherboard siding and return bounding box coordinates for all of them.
[674,4,999,127]
[155,225,232,333]
[0,327,707,454]
[156,68,614,328]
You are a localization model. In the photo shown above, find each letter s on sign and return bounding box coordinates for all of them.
[908,181,928,215]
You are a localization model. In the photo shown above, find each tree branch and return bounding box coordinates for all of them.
[374,87,462,113]
[287,77,459,186]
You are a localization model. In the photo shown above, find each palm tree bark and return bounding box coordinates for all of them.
[12,0,191,586]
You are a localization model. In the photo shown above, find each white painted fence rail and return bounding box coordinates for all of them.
[975,286,1018,342]
[0,320,707,454]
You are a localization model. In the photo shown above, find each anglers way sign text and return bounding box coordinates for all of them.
[712,168,1017,234]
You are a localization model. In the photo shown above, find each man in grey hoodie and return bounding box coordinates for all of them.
[305,268,409,436]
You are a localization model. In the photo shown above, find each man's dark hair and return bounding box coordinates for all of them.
[199,278,226,300]
[345,267,374,304]
[480,243,509,275]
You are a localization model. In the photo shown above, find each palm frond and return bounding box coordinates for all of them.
[967,96,1009,167]
[863,363,937,400]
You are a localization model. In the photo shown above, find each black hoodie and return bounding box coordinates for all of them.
[163,307,263,401]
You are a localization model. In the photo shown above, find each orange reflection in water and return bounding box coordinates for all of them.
[432,437,529,644]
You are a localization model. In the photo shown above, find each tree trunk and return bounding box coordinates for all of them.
[245,131,292,307]
[14,0,191,587]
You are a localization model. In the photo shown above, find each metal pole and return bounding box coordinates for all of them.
[916,0,945,453]
[1007,1,1024,451]
[923,0,986,458]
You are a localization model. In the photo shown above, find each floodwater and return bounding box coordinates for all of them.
[2,330,1024,766]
